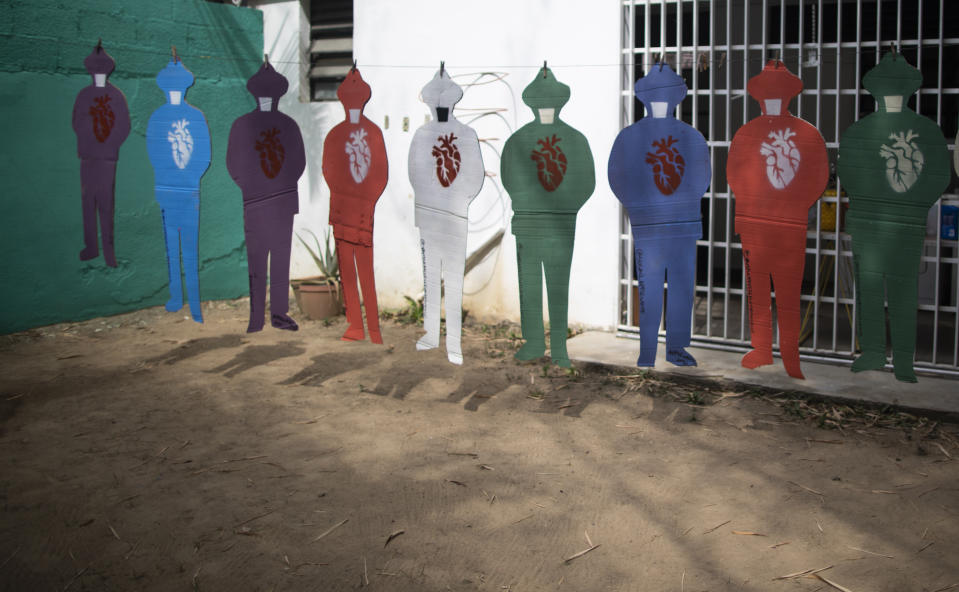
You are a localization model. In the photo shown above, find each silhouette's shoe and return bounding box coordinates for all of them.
[851,352,886,373]
[666,347,697,367]
[271,314,299,331]
[742,348,773,369]
[416,335,438,351]
[341,325,365,341]
[514,341,545,361]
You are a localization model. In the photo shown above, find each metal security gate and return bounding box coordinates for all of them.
[618,0,959,376]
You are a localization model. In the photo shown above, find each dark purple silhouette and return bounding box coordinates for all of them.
[72,42,130,267]
[227,62,306,332]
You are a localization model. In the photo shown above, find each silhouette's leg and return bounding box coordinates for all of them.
[741,235,774,369]
[515,236,546,361]
[544,238,574,368]
[417,235,441,351]
[161,208,183,313]
[181,198,202,323]
[79,160,99,261]
[444,232,467,365]
[338,240,364,341]
[269,213,296,331]
[244,210,267,332]
[850,238,887,373]
[98,160,118,268]
[635,241,666,366]
[772,242,805,379]
[887,233,923,383]
[665,238,697,367]
[355,244,382,344]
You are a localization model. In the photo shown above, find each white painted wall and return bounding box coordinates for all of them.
[262,0,623,330]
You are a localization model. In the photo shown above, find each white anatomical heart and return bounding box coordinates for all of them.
[346,128,371,183]
[880,129,924,193]
[760,127,800,189]
[168,119,194,170]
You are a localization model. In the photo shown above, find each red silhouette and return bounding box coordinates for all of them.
[530,134,568,191]
[89,95,115,143]
[432,133,461,187]
[645,136,686,195]
[254,128,285,179]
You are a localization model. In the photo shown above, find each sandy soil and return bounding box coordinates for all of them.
[0,299,957,592]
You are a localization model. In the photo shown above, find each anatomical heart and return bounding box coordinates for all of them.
[880,130,924,193]
[432,133,461,187]
[531,134,568,191]
[89,95,115,143]
[346,128,372,183]
[254,127,286,179]
[645,136,686,195]
[760,128,801,189]
[168,119,194,170]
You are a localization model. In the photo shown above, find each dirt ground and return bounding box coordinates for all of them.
[1,299,957,592]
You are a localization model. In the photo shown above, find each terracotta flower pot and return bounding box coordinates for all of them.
[291,277,342,320]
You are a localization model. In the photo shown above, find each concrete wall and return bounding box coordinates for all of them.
[0,0,263,334]
[347,0,623,329]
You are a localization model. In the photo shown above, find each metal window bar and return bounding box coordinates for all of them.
[618,0,959,377]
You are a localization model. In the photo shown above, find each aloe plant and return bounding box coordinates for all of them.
[296,227,340,283]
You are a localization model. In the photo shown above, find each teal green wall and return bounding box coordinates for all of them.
[0,0,263,334]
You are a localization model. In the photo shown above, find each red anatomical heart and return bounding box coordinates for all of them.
[89,95,115,143]
[530,134,568,191]
[432,133,461,187]
[645,136,686,195]
[254,128,286,179]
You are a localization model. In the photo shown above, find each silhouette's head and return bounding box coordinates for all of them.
[747,59,803,116]
[863,51,922,112]
[246,62,288,112]
[634,63,687,119]
[421,68,462,123]
[156,58,195,105]
[522,67,570,123]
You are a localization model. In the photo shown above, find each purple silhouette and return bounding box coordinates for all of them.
[227,62,306,332]
[72,42,130,267]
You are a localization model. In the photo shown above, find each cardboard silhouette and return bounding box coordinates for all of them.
[728,60,828,379]
[408,68,484,365]
[502,67,595,368]
[838,52,950,382]
[72,42,130,267]
[608,63,710,367]
[322,68,388,343]
[146,57,210,323]
[227,61,305,333]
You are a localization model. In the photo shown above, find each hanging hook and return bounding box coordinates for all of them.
[96,38,102,53]
[171,45,179,63]
[775,49,781,63]
[440,60,445,76]
[264,53,269,65]
[352,59,357,72]
[659,55,664,71]
[890,42,897,58]
[543,59,547,78]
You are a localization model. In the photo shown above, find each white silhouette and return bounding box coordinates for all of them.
[880,129,924,193]
[345,128,371,183]
[760,128,801,189]
[168,119,194,170]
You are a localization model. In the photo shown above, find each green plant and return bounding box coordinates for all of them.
[296,227,340,282]
[392,295,424,325]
